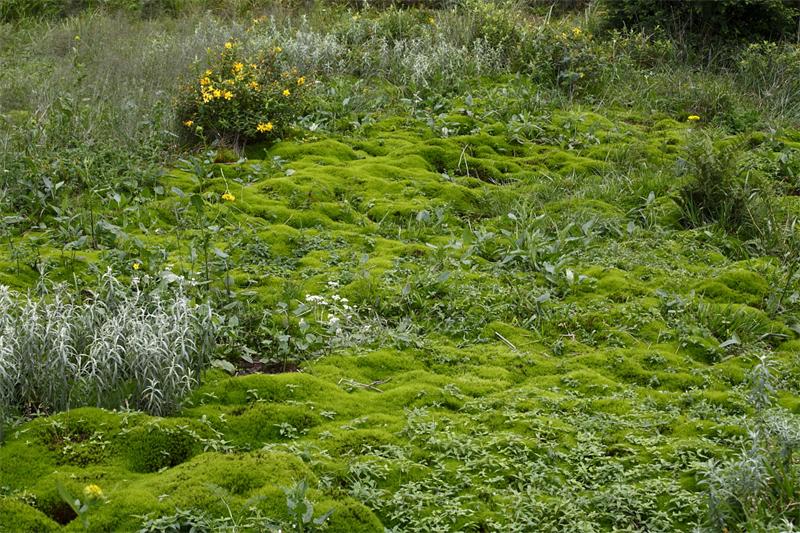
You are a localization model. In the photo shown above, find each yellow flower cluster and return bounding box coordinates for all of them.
[83,484,104,499]
[688,115,701,121]
[221,192,236,202]
[182,41,307,140]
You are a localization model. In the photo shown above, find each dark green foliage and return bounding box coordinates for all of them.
[0,0,185,22]
[601,0,800,43]
[677,132,755,234]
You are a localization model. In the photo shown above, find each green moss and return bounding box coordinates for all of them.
[0,498,60,532]
[3,79,800,532]
[124,418,211,473]
[223,403,324,445]
[317,497,384,533]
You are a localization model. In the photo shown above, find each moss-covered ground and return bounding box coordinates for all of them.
[2,80,800,530]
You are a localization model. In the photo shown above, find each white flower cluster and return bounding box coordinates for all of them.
[304,287,356,336]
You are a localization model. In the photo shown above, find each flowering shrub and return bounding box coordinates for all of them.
[177,41,309,146]
[522,25,602,96]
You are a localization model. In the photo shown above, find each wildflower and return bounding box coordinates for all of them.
[132,263,141,271]
[572,27,582,37]
[282,89,291,97]
[250,63,257,69]
[273,46,282,53]
[688,115,701,121]
[296,76,305,86]
[200,77,211,86]
[248,81,260,90]
[204,69,213,77]
[256,122,273,133]
[222,90,234,100]
[213,89,222,98]
[83,484,103,499]
[233,62,244,73]
[183,120,194,127]
[224,42,233,49]
[221,192,235,202]
[428,17,435,25]
[202,91,213,103]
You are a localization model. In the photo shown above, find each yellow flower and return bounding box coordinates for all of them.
[273,46,282,53]
[202,92,213,103]
[296,76,305,86]
[248,81,260,90]
[132,263,141,271]
[200,77,211,86]
[183,120,194,127]
[221,192,236,202]
[428,17,435,25]
[213,89,222,98]
[572,27,582,37]
[249,63,257,69]
[224,42,233,50]
[256,122,274,133]
[233,62,244,73]
[83,484,104,499]
[204,69,213,77]
[688,115,701,121]
[222,90,234,100]
[282,89,291,97]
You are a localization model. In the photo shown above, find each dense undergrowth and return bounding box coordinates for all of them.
[2,0,800,531]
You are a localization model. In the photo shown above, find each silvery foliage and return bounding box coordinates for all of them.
[248,16,506,89]
[0,272,215,417]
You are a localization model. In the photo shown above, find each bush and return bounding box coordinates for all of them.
[522,24,603,96]
[0,0,184,22]
[677,131,753,232]
[176,40,310,147]
[600,0,800,43]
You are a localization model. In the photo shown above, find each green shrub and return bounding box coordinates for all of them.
[176,40,310,147]
[677,131,754,232]
[522,24,603,96]
[600,0,800,43]
[0,0,185,22]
